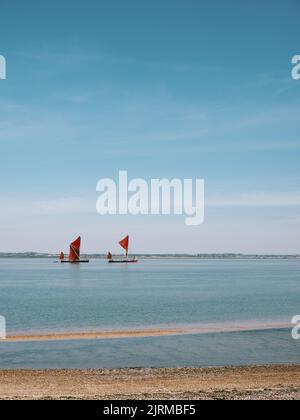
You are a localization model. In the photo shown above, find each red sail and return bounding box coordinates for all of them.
[107,252,113,260]
[119,235,129,256]
[69,236,81,262]
[59,252,65,261]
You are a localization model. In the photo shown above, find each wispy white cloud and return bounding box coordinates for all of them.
[207,192,300,207]
[16,48,193,75]
[1,191,300,223]
[0,197,94,216]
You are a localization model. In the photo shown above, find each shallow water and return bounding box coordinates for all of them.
[0,329,299,369]
[0,258,299,368]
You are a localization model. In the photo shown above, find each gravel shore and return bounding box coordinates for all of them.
[0,365,299,400]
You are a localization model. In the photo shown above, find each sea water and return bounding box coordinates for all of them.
[0,258,299,368]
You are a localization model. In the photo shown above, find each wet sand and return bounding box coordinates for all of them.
[0,365,299,400]
[4,322,290,343]
[5,328,184,342]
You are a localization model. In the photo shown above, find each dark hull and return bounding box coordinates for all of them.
[61,260,90,263]
[108,260,138,264]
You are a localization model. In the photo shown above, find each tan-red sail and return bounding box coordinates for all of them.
[119,235,129,257]
[107,252,113,260]
[59,252,65,261]
[69,236,81,262]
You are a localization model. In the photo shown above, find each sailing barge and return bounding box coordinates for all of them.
[60,236,89,263]
[107,236,138,264]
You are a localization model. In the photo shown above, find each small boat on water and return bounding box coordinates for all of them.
[60,236,90,263]
[107,236,138,264]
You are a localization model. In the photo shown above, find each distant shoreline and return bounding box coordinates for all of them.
[0,253,299,259]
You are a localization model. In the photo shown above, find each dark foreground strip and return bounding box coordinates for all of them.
[5,401,204,416]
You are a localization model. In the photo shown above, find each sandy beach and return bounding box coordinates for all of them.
[0,365,299,400]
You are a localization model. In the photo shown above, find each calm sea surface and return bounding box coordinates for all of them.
[0,258,299,368]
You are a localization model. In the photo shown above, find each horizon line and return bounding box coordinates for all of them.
[0,252,299,258]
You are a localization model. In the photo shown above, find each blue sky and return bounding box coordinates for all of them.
[0,0,300,253]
